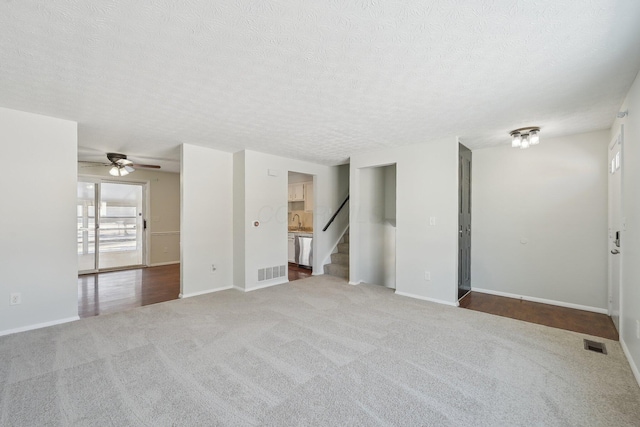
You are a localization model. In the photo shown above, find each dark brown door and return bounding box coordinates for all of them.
[458,144,472,300]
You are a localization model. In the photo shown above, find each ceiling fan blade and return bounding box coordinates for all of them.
[79,162,110,168]
[131,164,161,169]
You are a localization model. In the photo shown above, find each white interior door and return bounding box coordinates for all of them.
[608,127,623,332]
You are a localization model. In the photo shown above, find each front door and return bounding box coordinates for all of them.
[458,144,472,300]
[608,127,623,331]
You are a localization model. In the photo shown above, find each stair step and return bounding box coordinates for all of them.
[342,233,349,243]
[330,252,349,265]
[324,263,349,279]
[337,242,349,253]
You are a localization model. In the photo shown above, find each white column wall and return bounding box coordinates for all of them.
[180,144,234,297]
[0,107,78,335]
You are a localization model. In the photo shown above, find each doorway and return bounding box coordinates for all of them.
[356,164,396,288]
[608,126,623,332]
[458,143,472,300]
[288,172,314,280]
[77,179,148,273]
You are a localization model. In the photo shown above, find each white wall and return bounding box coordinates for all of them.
[180,144,234,297]
[471,131,609,312]
[0,108,78,335]
[77,163,180,266]
[235,150,348,291]
[350,138,459,305]
[614,70,640,385]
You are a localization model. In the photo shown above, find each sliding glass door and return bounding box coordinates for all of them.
[77,179,146,273]
[77,181,97,272]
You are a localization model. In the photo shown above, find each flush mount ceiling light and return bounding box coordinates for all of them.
[510,127,540,149]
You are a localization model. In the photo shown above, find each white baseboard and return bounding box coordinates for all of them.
[148,261,180,267]
[244,279,288,292]
[472,288,608,314]
[0,316,80,337]
[394,291,459,307]
[348,281,361,286]
[621,338,640,388]
[179,285,233,298]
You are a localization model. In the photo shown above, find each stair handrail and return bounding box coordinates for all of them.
[323,194,349,232]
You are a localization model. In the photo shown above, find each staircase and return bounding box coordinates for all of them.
[324,230,349,279]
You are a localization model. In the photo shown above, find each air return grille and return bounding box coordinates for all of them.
[258,265,287,282]
[583,339,607,355]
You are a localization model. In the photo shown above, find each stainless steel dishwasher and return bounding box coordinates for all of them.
[295,234,313,267]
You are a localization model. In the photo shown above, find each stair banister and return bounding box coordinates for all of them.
[322,195,349,232]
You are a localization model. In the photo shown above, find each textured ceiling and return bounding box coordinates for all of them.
[2,0,640,169]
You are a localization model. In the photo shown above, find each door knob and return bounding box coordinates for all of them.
[611,249,620,255]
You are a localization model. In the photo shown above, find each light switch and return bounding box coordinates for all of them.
[429,217,436,226]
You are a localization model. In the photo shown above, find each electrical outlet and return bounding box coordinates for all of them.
[211,264,217,273]
[425,271,431,281]
[429,217,436,226]
[163,246,168,253]
[10,293,21,305]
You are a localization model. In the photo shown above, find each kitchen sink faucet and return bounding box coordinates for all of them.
[292,214,301,230]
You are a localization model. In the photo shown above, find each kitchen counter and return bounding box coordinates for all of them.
[288,229,313,236]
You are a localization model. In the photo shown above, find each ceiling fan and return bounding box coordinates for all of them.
[106,152,161,176]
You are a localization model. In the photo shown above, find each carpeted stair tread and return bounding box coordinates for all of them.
[323,263,349,279]
[330,252,349,266]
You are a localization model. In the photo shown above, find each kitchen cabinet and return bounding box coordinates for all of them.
[288,183,304,201]
[304,182,313,212]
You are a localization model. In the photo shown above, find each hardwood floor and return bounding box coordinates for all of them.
[78,264,180,318]
[459,292,618,341]
[78,263,314,318]
[289,263,312,281]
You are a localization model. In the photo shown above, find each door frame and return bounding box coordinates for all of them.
[78,175,150,273]
[607,125,623,331]
[458,143,472,300]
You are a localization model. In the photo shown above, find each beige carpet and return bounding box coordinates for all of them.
[1,275,639,426]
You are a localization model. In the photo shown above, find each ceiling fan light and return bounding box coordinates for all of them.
[119,167,129,176]
[520,134,530,149]
[109,166,121,176]
[124,165,135,173]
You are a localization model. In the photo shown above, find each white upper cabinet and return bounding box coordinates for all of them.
[288,183,305,201]
[304,182,314,212]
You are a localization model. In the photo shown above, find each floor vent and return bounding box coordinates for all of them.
[258,265,287,282]
[583,339,607,355]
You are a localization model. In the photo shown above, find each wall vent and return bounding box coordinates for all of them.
[258,265,287,282]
